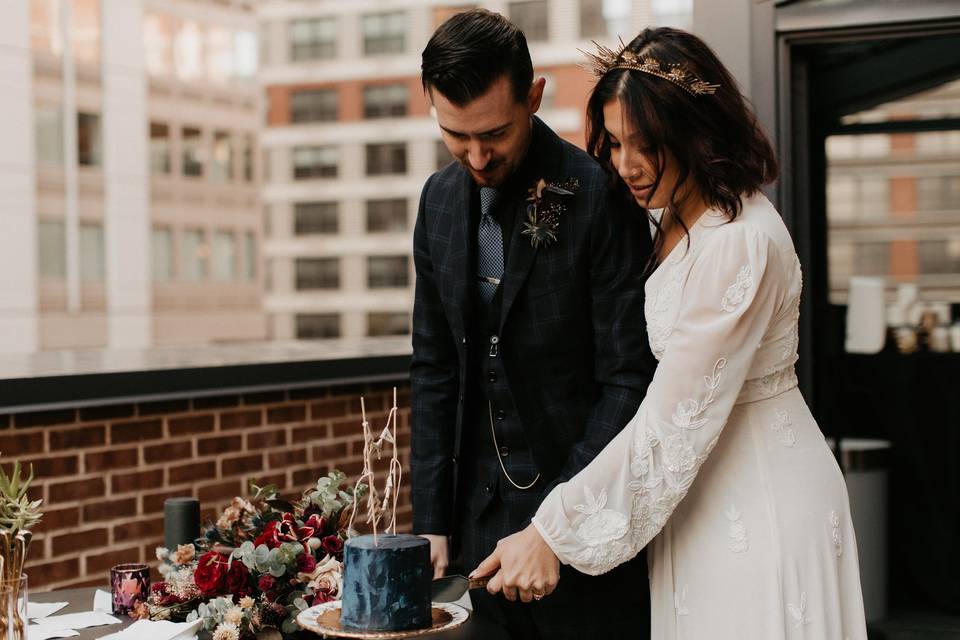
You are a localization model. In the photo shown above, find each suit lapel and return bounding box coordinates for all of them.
[443,168,475,338]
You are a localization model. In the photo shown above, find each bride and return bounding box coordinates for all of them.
[473,27,868,639]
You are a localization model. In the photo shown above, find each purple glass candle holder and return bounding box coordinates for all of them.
[110,563,150,616]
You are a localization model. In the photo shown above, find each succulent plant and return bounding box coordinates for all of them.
[0,461,42,535]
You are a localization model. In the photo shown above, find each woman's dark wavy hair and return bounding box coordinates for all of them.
[586,27,778,264]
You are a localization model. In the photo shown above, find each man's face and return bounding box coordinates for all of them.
[431,74,545,188]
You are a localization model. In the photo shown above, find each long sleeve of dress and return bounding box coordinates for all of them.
[532,222,784,576]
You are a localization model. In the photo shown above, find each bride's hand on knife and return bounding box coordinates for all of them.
[471,523,560,602]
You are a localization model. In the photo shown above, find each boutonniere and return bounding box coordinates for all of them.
[521,177,579,248]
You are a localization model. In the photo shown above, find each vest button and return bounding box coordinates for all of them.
[496,410,506,421]
[499,446,510,457]
[489,335,499,345]
[487,370,497,383]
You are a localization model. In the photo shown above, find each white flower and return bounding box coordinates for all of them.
[223,607,243,626]
[238,596,255,610]
[663,433,697,473]
[212,623,239,640]
[298,554,343,597]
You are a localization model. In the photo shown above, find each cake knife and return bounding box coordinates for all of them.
[431,575,491,603]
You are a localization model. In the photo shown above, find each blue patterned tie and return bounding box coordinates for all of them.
[477,187,503,304]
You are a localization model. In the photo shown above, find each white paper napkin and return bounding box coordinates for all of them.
[32,610,121,630]
[100,618,202,640]
[93,589,114,613]
[26,626,79,640]
[28,601,69,620]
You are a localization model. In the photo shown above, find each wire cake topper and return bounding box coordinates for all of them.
[347,388,402,545]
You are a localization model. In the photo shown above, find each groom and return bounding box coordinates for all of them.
[411,9,655,639]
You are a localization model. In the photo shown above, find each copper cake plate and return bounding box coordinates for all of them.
[296,601,469,639]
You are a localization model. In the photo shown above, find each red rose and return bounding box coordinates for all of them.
[225,560,250,596]
[254,520,280,549]
[313,586,335,604]
[321,535,343,558]
[297,553,317,574]
[258,575,276,592]
[194,551,229,595]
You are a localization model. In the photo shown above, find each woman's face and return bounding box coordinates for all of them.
[603,98,681,210]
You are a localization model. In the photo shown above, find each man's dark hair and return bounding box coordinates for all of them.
[421,9,533,105]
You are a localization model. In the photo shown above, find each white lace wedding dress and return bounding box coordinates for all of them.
[532,195,867,639]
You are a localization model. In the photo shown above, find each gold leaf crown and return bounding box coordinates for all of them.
[581,40,720,97]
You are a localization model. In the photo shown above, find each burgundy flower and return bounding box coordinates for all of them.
[150,582,168,595]
[298,514,326,541]
[257,575,276,592]
[254,520,280,549]
[273,513,300,545]
[194,551,229,596]
[225,560,251,596]
[313,586,336,604]
[321,535,343,559]
[297,553,317,574]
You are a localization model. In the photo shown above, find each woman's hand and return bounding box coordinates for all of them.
[472,523,560,603]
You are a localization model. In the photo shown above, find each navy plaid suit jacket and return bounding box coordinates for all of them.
[410,118,656,541]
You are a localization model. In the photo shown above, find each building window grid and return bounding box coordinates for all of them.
[296,257,340,290]
[182,126,204,177]
[509,1,549,42]
[365,142,407,176]
[293,145,338,179]
[363,84,408,119]
[362,12,406,56]
[289,18,337,62]
[367,255,409,289]
[366,199,408,233]
[367,312,410,337]
[291,89,338,123]
[295,202,339,235]
[297,313,341,339]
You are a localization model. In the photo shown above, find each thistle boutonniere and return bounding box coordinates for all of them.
[521,177,579,249]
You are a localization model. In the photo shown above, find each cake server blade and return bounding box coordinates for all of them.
[431,575,490,603]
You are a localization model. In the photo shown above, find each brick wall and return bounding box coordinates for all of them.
[0,379,412,592]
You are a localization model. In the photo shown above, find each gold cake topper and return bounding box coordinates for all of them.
[581,39,720,97]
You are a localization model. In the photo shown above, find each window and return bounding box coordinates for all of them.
[296,257,339,290]
[174,20,204,81]
[211,131,234,182]
[38,221,66,279]
[366,199,408,233]
[366,142,406,176]
[181,228,208,281]
[362,12,406,56]
[295,202,338,235]
[150,122,171,174]
[368,312,410,337]
[579,0,629,39]
[293,145,338,179]
[244,231,257,280]
[289,18,336,62]
[212,231,237,281]
[242,134,254,182]
[363,84,408,119]
[291,89,337,123]
[77,112,102,166]
[297,314,340,339]
[182,126,204,177]
[80,223,104,282]
[152,227,175,282]
[509,1,548,42]
[436,140,455,171]
[36,104,63,165]
[144,12,175,77]
[367,255,409,288]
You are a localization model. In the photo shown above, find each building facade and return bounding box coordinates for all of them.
[0,0,263,354]
[257,0,690,340]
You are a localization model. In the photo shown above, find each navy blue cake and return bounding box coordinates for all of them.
[340,533,432,631]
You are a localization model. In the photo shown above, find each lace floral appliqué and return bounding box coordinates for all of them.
[725,505,749,553]
[572,486,631,570]
[787,592,811,628]
[830,511,843,557]
[721,264,753,312]
[770,409,796,447]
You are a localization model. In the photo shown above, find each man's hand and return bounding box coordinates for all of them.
[422,534,449,579]
[472,524,559,603]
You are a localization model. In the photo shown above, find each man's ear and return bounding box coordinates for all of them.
[527,77,546,114]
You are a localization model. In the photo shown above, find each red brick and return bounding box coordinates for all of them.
[34,506,80,533]
[292,465,331,487]
[79,404,135,421]
[340,460,365,478]
[243,390,286,405]
[268,449,307,469]
[83,497,138,522]
[142,489,193,515]
[144,440,193,464]
[0,431,44,455]
[138,399,190,416]
[49,424,106,450]
[197,480,241,503]
[360,396,385,413]
[3,455,77,479]
[168,461,217,485]
[47,477,105,504]
[332,418,365,438]
[397,432,411,447]
[142,540,165,568]
[26,557,80,588]
[250,472,286,489]
[110,419,162,444]
[197,434,242,455]
[85,447,138,472]
[267,405,306,424]
[221,453,263,476]
[14,409,76,428]
[85,546,141,574]
[113,517,164,543]
[111,469,164,494]
[246,430,287,449]
[311,442,348,461]
[169,414,215,436]
[52,527,109,557]
[219,409,262,430]
[310,399,349,419]
[292,424,327,441]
